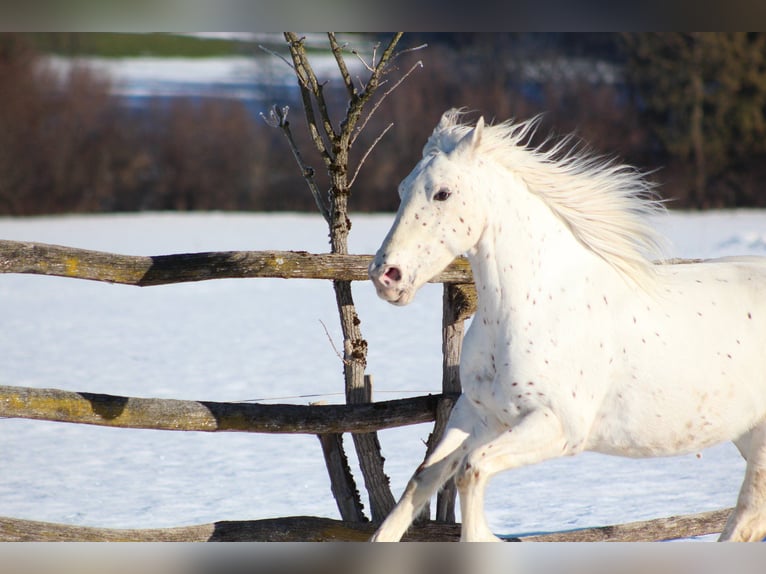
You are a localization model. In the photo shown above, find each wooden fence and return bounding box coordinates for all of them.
[0,238,731,541]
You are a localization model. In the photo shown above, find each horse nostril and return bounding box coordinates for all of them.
[384,266,402,283]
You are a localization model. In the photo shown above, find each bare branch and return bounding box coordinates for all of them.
[350,42,378,74]
[351,60,423,147]
[259,104,289,128]
[337,33,403,163]
[328,33,356,101]
[319,319,351,365]
[349,122,393,188]
[260,105,330,223]
[372,33,404,78]
[284,32,338,149]
[370,42,379,69]
[350,41,426,82]
[283,34,333,166]
[257,44,295,71]
[389,43,428,64]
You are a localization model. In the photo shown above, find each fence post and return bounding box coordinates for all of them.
[428,282,476,522]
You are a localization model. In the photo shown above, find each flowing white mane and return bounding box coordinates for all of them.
[425,110,668,289]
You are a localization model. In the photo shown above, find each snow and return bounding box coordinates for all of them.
[1,209,765,538]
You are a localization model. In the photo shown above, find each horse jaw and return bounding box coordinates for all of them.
[374,283,416,306]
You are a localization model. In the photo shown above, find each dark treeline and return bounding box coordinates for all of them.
[2,32,766,216]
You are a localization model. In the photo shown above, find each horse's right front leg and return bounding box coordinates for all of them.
[370,396,483,542]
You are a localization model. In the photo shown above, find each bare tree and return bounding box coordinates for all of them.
[263,32,422,522]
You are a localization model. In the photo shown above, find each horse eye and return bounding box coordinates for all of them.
[433,189,451,201]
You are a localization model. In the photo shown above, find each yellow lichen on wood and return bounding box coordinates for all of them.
[64,257,80,277]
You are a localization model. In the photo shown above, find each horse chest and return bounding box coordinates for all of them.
[459,307,586,419]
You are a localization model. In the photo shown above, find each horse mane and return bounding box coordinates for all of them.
[425,109,668,290]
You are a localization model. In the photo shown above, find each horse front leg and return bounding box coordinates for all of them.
[455,408,569,542]
[720,421,766,542]
[370,395,487,542]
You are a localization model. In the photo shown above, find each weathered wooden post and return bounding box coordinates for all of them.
[429,282,476,522]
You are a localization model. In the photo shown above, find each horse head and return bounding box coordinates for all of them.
[369,113,487,305]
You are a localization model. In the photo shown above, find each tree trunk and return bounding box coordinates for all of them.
[329,187,396,522]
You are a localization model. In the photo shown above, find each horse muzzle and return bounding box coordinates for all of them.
[368,260,413,306]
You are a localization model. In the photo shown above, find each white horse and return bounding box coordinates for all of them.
[368,109,766,542]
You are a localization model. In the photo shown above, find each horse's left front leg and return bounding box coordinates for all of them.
[371,395,488,542]
[721,421,766,541]
[455,408,569,542]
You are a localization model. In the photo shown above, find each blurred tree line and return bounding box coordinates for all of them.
[2,32,766,215]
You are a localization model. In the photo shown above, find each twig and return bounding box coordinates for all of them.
[319,319,351,365]
[351,42,427,79]
[388,43,428,64]
[257,44,294,70]
[349,122,393,188]
[350,42,379,74]
[351,60,423,147]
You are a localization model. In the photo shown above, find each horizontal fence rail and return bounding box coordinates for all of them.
[0,239,474,286]
[0,385,456,434]
[0,508,733,542]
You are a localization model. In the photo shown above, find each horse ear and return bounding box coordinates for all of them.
[472,116,485,148]
[454,116,484,156]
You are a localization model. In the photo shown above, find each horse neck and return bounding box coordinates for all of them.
[467,182,609,319]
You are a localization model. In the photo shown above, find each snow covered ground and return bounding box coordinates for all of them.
[1,209,766,538]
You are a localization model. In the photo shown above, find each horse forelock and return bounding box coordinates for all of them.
[424,110,668,290]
